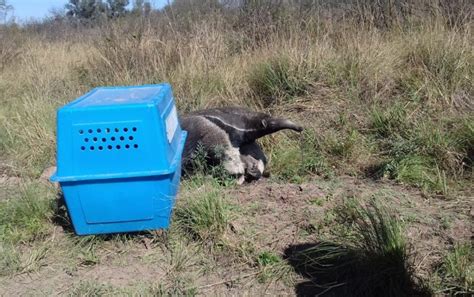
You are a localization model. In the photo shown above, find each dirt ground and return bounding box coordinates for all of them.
[0,174,472,296]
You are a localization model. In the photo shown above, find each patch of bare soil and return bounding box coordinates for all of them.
[0,176,471,296]
[228,180,326,252]
[226,176,472,291]
[0,158,21,201]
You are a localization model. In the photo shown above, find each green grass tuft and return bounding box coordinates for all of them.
[369,102,472,193]
[452,119,474,170]
[72,236,103,266]
[174,185,229,243]
[370,103,409,138]
[248,56,309,106]
[68,281,118,296]
[0,182,56,244]
[0,243,21,277]
[0,242,49,276]
[378,155,447,193]
[269,130,332,182]
[257,251,281,266]
[256,251,294,284]
[437,243,473,295]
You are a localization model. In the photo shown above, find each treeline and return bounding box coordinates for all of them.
[64,0,152,21]
[0,0,471,42]
[63,0,472,27]
[5,0,471,28]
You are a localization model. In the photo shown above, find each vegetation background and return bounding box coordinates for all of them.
[0,0,472,296]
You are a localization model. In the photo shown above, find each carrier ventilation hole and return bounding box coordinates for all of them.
[82,143,139,151]
[81,126,139,151]
[82,127,136,135]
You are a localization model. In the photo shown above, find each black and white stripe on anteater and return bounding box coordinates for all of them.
[179,107,303,183]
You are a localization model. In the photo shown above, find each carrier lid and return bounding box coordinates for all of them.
[66,84,170,109]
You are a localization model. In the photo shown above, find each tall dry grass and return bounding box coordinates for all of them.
[0,1,472,193]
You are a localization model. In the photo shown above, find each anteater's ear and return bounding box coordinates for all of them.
[261,119,268,128]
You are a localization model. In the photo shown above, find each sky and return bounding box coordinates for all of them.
[7,0,169,22]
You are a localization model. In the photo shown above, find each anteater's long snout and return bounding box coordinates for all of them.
[269,118,304,133]
[243,116,304,142]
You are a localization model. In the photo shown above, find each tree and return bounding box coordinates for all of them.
[106,0,129,18]
[66,0,132,21]
[65,0,106,21]
[132,0,144,13]
[132,0,151,16]
[0,0,13,24]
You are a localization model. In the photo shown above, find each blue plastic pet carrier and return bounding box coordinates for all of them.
[50,84,187,235]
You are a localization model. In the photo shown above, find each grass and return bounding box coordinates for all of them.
[268,130,334,182]
[0,243,20,276]
[435,243,474,295]
[378,155,447,193]
[0,181,56,276]
[73,236,103,266]
[1,9,472,192]
[256,251,294,284]
[370,103,409,138]
[285,199,430,296]
[68,280,198,296]
[400,29,473,107]
[248,55,310,107]
[369,102,473,193]
[174,179,229,243]
[0,241,51,276]
[67,281,117,296]
[0,182,56,244]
